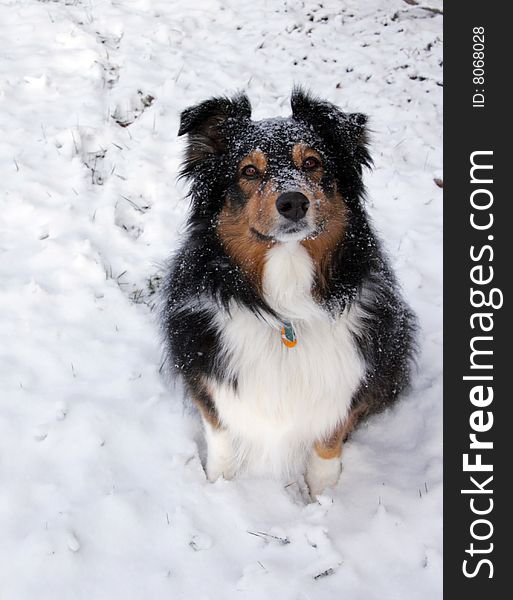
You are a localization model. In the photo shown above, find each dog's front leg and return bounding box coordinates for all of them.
[306,401,370,496]
[190,385,236,481]
[203,420,236,482]
[305,428,343,497]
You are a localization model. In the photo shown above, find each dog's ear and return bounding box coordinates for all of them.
[178,94,252,175]
[291,87,371,171]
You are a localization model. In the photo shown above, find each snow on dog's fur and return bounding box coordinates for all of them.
[160,88,417,496]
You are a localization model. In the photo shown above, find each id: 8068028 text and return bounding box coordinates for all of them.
[473,26,485,108]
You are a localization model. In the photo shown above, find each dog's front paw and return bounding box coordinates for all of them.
[205,455,236,482]
[305,452,342,497]
[204,425,236,482]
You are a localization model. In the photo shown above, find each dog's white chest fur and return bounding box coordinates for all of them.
[210,242,365,476]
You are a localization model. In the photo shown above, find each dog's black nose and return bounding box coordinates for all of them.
[275,192,310,222]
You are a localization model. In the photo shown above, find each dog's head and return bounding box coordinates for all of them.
[178,88,371,283]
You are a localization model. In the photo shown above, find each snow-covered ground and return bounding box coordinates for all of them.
[0,1,442,598]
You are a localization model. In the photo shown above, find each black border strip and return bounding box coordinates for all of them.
[444,3,509,595]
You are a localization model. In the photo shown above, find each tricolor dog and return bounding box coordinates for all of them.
[160,88,416,496]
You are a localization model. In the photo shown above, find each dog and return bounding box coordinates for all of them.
[160,88,416,496]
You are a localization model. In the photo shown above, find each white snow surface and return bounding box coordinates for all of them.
[0,1,442,598]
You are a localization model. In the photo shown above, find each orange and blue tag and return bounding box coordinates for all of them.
[281,321,297,348]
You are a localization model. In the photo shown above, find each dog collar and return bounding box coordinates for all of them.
[280,321,297,348]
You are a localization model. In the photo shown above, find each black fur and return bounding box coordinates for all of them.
[161,88,417,419]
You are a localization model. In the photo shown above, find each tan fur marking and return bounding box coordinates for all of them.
[190,381,221,429]
[292,143,324,183]
[196,403,220,428]
[301,188,347,293]
[239,149,267,174]
[314,400,371,459]
[217,150,281,287]
[292,145,346,291]
[238,150,268,196]
[217,200,274,289]
[314,434,343,460]
[248,180,281,234]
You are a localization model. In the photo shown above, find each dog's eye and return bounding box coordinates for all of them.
[303,156,320,171]
[241,165,259,179]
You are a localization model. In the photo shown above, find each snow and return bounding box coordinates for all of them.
[0,0,442,598]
